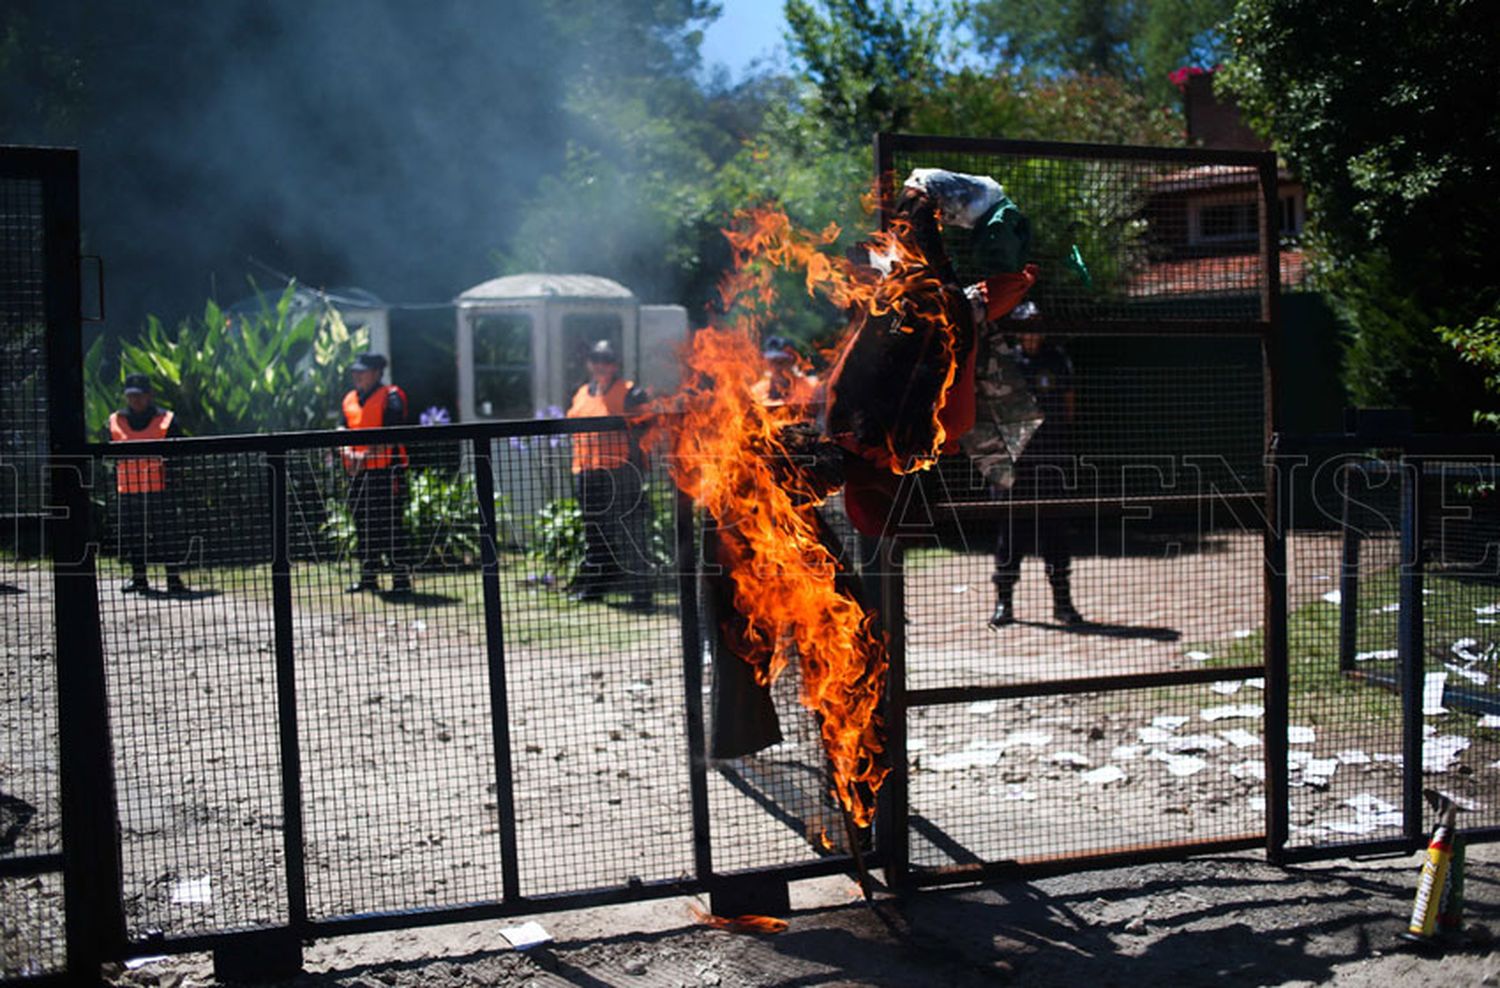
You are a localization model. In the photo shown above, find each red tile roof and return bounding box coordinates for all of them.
[1127,249,1307,297]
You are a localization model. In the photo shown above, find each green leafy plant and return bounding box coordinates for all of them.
[404,469,481,570]
[529,496,585,587]
[85,281,367,438]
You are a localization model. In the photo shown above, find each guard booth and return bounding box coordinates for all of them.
[453,272,687,422]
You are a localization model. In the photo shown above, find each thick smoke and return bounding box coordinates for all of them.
[1,1,656,333]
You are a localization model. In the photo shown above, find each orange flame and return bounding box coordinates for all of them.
[655,204,965,828]
[690,905,790,934]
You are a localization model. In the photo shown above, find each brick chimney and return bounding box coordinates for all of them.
[1179,69,1268,151]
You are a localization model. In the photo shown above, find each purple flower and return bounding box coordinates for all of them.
[538,404,565,420]
[420,406,452,426]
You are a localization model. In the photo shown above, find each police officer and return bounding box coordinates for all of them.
[340,353,412,595]
[107,374,187,594]
[989,327,1085,629]
[565,340,651,609]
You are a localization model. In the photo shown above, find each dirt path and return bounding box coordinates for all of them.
[103,844,1500,987]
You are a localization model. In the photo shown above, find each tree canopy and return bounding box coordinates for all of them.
[1221,0,1500,428]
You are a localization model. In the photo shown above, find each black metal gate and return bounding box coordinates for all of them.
[1,146,84,986]
[1269,429,1500,864]
[872,134,1280,886]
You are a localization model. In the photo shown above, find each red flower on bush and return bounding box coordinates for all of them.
[1169,65,1218,90]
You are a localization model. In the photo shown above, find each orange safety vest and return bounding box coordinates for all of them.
[109,410,174,493]
[567,377,634,473]
[342,385,409,472]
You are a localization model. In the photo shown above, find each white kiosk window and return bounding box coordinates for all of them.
[473,313,533,419]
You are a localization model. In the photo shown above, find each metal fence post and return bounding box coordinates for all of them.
[268,454,308,934]
[1263,443,1291,864]
[471,439,521,902]
[876,537,909,891]
[1337,461,1362,674]
[43,147,127,977]
[1398,456,1426,846]
[676,494,714,883]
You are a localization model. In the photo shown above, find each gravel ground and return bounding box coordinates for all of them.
[101,844,1500,987]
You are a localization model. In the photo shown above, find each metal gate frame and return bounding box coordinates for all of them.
[1271,429,1500,863]
[870,133,1283,888]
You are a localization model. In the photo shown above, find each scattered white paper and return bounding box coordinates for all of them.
[907,738,928,751]
[951,584,970,594]
[1475,604,1500,615]
[1005,730,1052,748]
[1201,704,1264,722]
[1247,797,1266,814]
[1111,745,1142,761]
[1424,735,1470,773]
[1374,753,1403,765]
[1479,715,1500,729]
[1451,637,1481,662]
[1159,754,1208,777]
[1051,751,1091,768]
[1002,785,1038,801]
[1355,649,1398,662]
[625,681,650,693]
[1152,715,1191,731]
[1137,726,1175,744]
[1321,590,1342,604]
[1336,750,1371,765]
[1230,761,1265,780]
[1244,678,1265,690]
[1436,790,1484,811]
[1288,749,1313,765]
[928,749,1003,771]
[1167,734,1227,753]
[1377,602,1400,613]
[1287,726,1316,744]
[500,921,552,950]
[968,700,999,715]
[1446,662,1488,685]
[125,956,169,970]
[1184,650,1212,662]
[1303,759,1339,785]
[1345,794,1395,815]
[1220,728,1262,749]
[411,619,427,633]
[1423,671,1448,716]
[1210,681,1243,695]
[1232,629,1255,639]
[171,877,212,905]
[1326,820,1377,836]
[1082,765,1126,785]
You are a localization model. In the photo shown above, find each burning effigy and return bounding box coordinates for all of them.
[653,169,1042,838]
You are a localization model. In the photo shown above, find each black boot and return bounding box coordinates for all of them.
[345,568,379,594]
[389,568,413,596]
[988,583,1017,631]
[1049,567,1084,626]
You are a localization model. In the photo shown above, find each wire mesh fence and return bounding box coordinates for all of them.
[883,140,1279,324]
[65,420,834,950]
[1,166,65,982]
[906,681,1268,870]
[879,137,1275,878]
[1281,457,1407,851]
[1275,453,1500,854]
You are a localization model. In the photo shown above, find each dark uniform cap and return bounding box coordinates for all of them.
[586,340,619,363]
[123,373,152,395]
[350,353,387,372]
